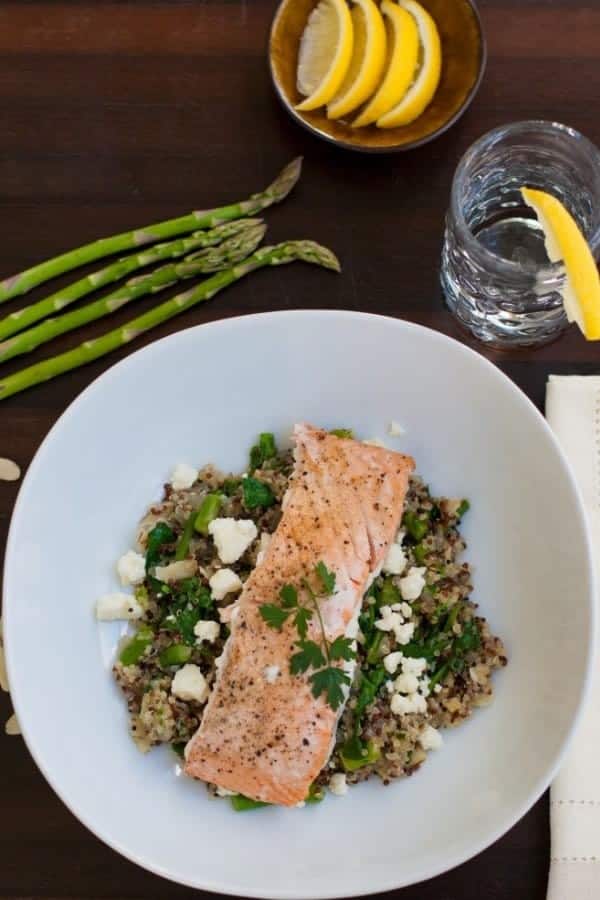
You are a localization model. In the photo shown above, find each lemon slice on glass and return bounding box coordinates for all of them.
[296,0,354,112]
[352,1,419,128]
[521,187,600,340]
[377,0,442,129]
[327,0,387,121]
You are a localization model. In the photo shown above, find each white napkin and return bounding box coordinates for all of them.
[546,375,600,900]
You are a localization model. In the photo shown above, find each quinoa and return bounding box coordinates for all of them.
[112,437,507,799]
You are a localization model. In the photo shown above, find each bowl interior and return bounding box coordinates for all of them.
[270,0,485,152]
[4,312,593,897]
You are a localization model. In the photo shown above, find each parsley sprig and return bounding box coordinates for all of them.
[259,562,355,711]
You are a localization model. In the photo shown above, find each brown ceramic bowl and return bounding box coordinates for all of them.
[269,0,486,153]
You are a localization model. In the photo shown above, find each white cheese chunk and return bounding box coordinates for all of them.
[116,550,146,586]
[208,518,258,564]
[329,772,348,796]
[193,620,221,643]
[382,542,407,576]
[419,725,443,750]
[399,567,427,601]
[209,568,243,601]
[171,664,209,704]
[96,592,143,621]
[170,462,198,490]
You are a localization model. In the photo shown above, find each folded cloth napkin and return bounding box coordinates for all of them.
[546,375,600,900]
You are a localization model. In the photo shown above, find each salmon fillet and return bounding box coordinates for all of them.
[184,423,414,806]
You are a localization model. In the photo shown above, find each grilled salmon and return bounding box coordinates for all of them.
[184,423,414,806]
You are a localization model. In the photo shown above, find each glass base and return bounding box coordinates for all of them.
[441,263,569,349]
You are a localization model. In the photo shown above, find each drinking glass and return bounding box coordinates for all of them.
[441,121,600,347]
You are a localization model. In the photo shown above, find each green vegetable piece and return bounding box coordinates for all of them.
[159,643,193,667]
[341,736,381,772]
[455,619,481,652]
[175,509,198,561]
[305,783,325,804]
[162,578,213,645]
[259,432,277,459]
[119,626,153,666]
[456,499,470,519]
[412,543,427,565]
[378,577,400,608]
[194,493,222,535]
[221,478,241,496]
[329,428,354,439]
[446,603,460,631]
[429,661,450,689]
[172,742,187,759]
[145,521,176,569]
[242,477,275,509]
[248,432,278,472]
[403,510,429,542]
[230,794,271,812]
[366,630,384,665]
[354,667,386,725]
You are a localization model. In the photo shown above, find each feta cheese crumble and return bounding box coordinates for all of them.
[419,725,443,750]
[208,518,258,564]
[170,463,198,491]
[383,651,404,675]
[209,568,243,601]
[96,592,143,621]
[382,542,407,576]
[399,566,427,601]
[116,550,146,586]
[329,772,348,796]
[171,664,209,704]
[193,620,221,643]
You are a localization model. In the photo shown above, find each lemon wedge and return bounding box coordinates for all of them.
[521,187,600,340]
[352,1,419,128]
[296,0,354,112]
[327,0,387,121]
[376,0,441,129]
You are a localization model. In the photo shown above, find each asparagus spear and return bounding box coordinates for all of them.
[0,158,302,304]
[0,219,262,341]
[0,241,340,401]
[0,224,267,364]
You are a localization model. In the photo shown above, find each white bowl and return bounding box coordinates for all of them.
[4,311,594,898]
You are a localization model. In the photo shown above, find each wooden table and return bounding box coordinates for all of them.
[1,1,598,897]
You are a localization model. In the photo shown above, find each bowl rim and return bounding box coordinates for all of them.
[268,0,488,154]
[4,310,596,897]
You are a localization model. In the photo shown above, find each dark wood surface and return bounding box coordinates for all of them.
[1,2,599,898]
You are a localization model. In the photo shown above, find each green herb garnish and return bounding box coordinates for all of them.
[221,478,241,496]
[242,476,275,510]
[259,562,355,711]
